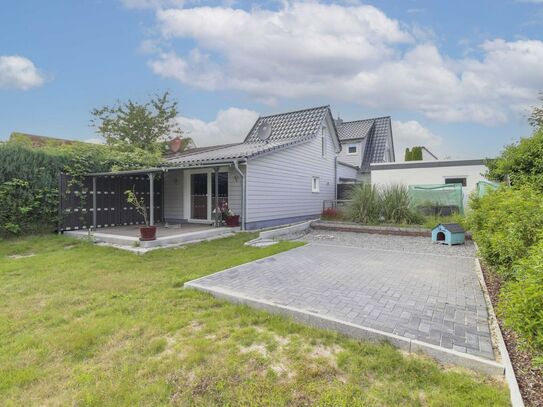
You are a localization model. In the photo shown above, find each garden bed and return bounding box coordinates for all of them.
[480,262,543,406]
[313,220,472,239]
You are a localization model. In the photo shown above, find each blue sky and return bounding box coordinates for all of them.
[1,0,543,159]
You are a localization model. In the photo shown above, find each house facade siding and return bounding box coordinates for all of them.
[245,121,337,230]
[162,166,243,223]
[337,162,359,182]
[163,170,184,223]
[337,139,363,167]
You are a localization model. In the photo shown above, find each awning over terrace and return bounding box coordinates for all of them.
[60,160,247,232]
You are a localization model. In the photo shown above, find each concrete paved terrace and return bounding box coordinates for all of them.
[65,223,239,250]
[186,230,503,375]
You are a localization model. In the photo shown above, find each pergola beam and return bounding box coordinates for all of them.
[149,172,154,226]
[92,176,97,229]
[214,167,219,227]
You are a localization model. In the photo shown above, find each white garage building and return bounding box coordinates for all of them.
[370,159,489,206]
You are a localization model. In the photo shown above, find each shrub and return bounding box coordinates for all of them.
[499,240,543,359]
[486,128,543,191]
[467,185,543,279]
[380,184,422,224]
[347,184,381,224]
[321,208,344,221]
[0,141,162,237]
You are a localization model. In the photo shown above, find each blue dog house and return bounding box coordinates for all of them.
[432,223,465,246]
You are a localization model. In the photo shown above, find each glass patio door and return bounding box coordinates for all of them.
[191,173,208,219]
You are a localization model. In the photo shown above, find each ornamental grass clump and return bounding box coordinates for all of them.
[347,184,381,224]
[380,184,422,224]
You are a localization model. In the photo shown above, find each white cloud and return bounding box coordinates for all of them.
[175,107,259,147]
[119,0,185,9]
[144,1,543,125]
[0,55,45,90]
[392,120,442,160]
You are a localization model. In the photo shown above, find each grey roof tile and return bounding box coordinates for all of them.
[336,119,374,141]
[244,105,330,143]
[166,105,331,165]
[361,116,392,169]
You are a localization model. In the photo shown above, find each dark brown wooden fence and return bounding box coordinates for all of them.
[58,173,163,231]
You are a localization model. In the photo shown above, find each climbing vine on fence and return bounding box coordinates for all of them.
[0,140,163,238]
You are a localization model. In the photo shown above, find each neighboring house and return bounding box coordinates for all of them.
[370,159,488,207]
[163,105,341,230]
[334,116,395,183]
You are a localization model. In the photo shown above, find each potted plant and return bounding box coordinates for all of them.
[214,201,239,227]
[125,187,156,241]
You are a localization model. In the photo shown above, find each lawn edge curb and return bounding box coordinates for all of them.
[184,281,505,377]
[473,245,524,407]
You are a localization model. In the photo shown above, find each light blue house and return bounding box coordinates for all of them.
[163,106,342,230]
[61,105,397,234]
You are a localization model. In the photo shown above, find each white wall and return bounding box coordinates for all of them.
[371,160,488,206]
[337,162,359,182]
[246,121,337,228]
[163,170,184,222]
[337,140,363,167]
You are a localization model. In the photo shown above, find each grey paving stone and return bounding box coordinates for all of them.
[187,233,495,360]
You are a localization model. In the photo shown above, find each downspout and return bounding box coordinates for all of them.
[334,156,338,204]
[233,160,246,231]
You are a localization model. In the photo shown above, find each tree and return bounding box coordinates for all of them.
[486,96,543,191]
[528,92,543,129]
[405,146,422,161]
[412,146,423,160]
[90,92,193,153]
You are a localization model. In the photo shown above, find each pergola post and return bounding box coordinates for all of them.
[92,176,97,229]
[149,172,154,226]
[214,167,219,227]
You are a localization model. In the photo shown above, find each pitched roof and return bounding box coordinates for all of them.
[438,223,465,233]
[361,116,392,170]
[166,106,334,165]
[336,118,374,141]
[244,105,330,143]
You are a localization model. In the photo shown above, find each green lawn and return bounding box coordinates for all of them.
[0,233,509,406]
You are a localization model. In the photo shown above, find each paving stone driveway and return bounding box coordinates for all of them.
[188,233,494,360]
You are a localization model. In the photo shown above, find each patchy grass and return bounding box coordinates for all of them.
[0,233,509,406]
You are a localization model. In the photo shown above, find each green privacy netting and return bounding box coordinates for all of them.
[476,180,500,197]
[408,183,464,215]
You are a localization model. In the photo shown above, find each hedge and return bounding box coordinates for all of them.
[0,141,162,238]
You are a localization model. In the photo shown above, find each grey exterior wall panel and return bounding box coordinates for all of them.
[337,140,362,167]
[246,125,336,224]
[163,170,184,222]
[337,162,359,182]
[227,166,244,217]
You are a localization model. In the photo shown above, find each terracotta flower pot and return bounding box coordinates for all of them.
[225,215,240,227]
[139,226,157,241]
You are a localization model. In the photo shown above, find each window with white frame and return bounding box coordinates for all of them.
[321,127,326,157]
[347,144,357,155]
[312,176,320,193]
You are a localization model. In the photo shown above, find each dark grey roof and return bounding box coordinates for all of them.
[244,105,330,143]
[438,223,465,233]
[166,105,334,165]
[336,119,374,141]
[164,143,240,160]
[361,116,392,170]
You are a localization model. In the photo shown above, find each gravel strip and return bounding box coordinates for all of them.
[284,229,476,258]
